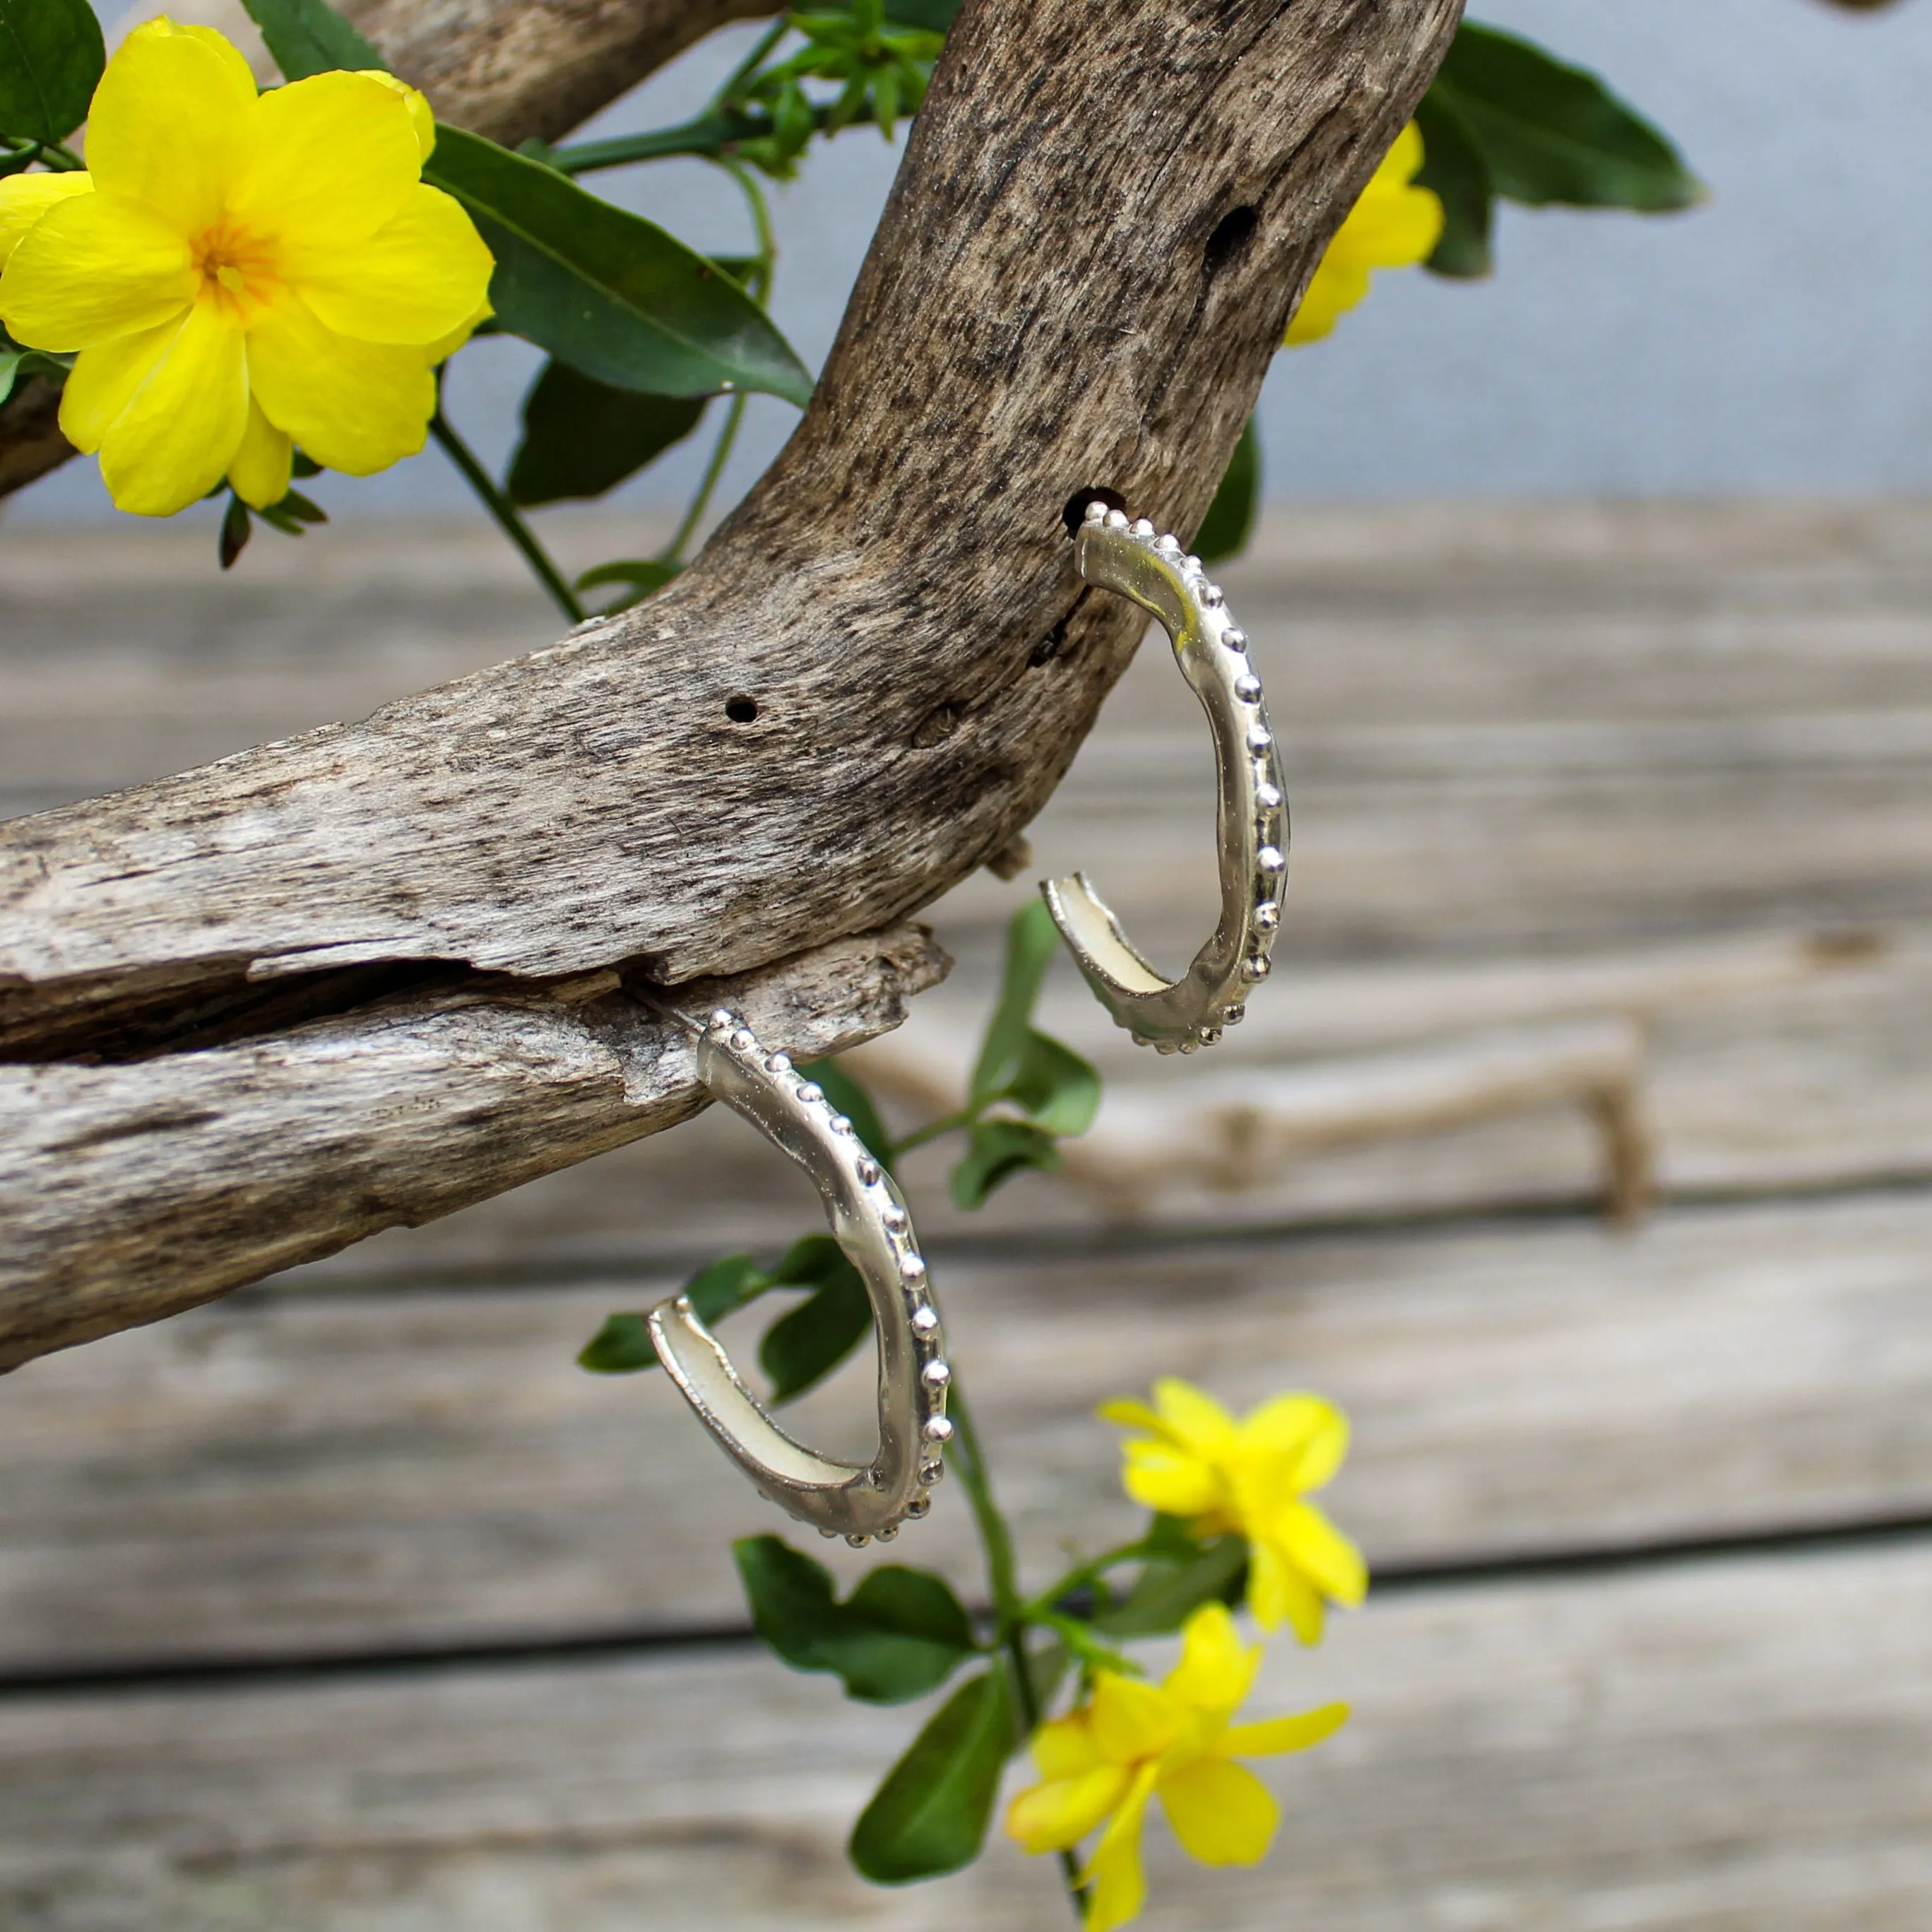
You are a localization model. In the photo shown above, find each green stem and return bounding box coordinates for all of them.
[552,110,765,173]
[430,409,585,624]
[711,16,792,111]
[657,158,776,567]
[890,1107,978,1156]
[945,1381,1091,1925]
[721,158,778,298]
[1022,1540,1151,1621]
[552,100,838,174]
[660,392,746,565]
[40,140,84,172]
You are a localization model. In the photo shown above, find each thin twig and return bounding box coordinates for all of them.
[429,409,586,624]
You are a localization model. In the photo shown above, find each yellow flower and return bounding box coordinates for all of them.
[1101,1378,1366,1643]
[1286,120,1442,346]
[1007,1602,1347,1932]
[0,18,492,516]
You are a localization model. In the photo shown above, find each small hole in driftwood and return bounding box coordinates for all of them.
[1030,620,1069,667]
[1063,485,1125,535]
[725,694,759,723]
[1204,204,1259,278]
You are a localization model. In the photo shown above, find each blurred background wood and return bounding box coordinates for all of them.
[1,498,1931,1926]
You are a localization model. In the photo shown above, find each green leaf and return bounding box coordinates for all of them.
[507,358,709,507]
[849,1666,1015,1882]
[239,0,381,81]
[576,1253,774,1374]
[574,558,682,614]
[759,1233,872,1400]
[951,1118,1059,1211]
[1096,1533,1248,1638]
[1000,1029,1099,1138]
[734,1535,977,1704]
[1433,22,1701,215]
[0,0,104,145]
[218,495,252,571]
[1195,417,1260,566]
[1415,88,1494,279]
[576,1310,656,1374]
[687,1251,777,1324]
[879,0,960,28]
[797,1057,894,1173]
[424,126,814,405]
[0,345,20,408]
[969,899,1062,1108]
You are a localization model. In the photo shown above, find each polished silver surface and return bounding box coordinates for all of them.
[645,1009,948,1542]
[1042,500,1288,1052]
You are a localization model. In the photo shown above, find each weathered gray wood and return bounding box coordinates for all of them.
[2,1192,1928,1672]
[4,1541,1930,1928]
[266,923,1931,1276]
[0,0,1464,1355]
[0,922,944,1368]
[0,0,1460,1021]
[343,0,781,144]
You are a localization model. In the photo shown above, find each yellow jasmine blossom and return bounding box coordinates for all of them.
[1286,120,1442,346]
[1007,1602,1347,1932]
[1101,1377,1367,1643]
[0,18,492,516]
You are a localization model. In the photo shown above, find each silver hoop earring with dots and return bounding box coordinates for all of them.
[1041,499,1287,1054]
[643,1007,951,1545]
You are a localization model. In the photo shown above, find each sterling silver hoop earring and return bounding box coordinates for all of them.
[644,1007,950,1545]
[1041,500,1288,1054]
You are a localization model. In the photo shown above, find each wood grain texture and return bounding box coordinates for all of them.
[1,1192,1927,1672]
[0,922,944,1369]
[0,0,1464,1021]
[343,0,779,143]
[4,1541,1931,1928]
[0,0,1465,1353]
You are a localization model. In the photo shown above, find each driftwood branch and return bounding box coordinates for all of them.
[0,0,769,500]
[1,0,1464,1364]
[341,0,782,146]
[0,923,944,1368]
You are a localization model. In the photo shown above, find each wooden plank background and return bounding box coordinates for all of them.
[3,499,1931,1928]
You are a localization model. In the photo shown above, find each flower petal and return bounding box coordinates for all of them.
[59,321,172,451]
[1156,1758,1279,1867]
[1033,1708,1103,1783]
[1120,1440,1223,1519]
[424,294,492,367]
[1269,1501,1368,1607]
[1247,1536,1325,1643]
[86,20,257,234]
[95,297,249,516]
[0,171,94,267]
[0,191,194,349]
[1089,1673,1179,1766]
[1082,1762,1158,1932]
[1151,1378,1238,1457]
[1006,1765,1132,1855]
[286,183,492,345]
[1164,1602,1259,1719]
[1237,1392,1332,1464]
[1097,1399,1166,1435]
[359,71,437,160]
[1220,1701,1350,1760]
[228,397,292,508]
[230,70,423,254]
[245,289,433,475]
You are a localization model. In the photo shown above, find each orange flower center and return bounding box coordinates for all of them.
[193,219,278,324]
